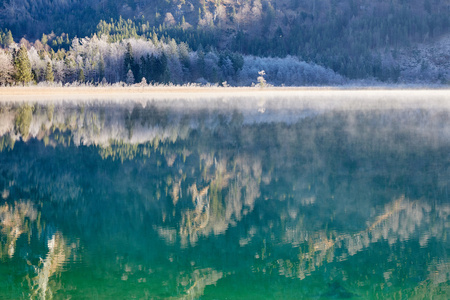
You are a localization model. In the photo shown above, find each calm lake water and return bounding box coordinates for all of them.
[0,93,449,299]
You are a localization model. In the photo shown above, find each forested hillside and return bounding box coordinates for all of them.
[1,0,449,84]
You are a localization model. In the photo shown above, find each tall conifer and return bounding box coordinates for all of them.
[13,45,33,84]
[78,69,85,82]
[4,30,13,47]
[45,61,54,82]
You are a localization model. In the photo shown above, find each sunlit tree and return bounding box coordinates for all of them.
[45,61,54,82]
[13,45,33,84]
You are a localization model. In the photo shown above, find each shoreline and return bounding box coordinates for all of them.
[1,87,449,110]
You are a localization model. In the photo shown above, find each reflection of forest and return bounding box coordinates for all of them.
[29,232,74,299]
[0,201,76,299]
[266,196,450,278]
[0,101,449,298]
[0,201,38,259]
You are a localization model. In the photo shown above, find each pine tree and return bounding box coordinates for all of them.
[78,69,85,82]
[197,44,205,78]
[149,54,157,81]
[4,30,13,47]
[126,69,135,85]
[155,53,169,83]
[124,42,140,81]
[41,33,48,45]
[13,45,33,84]
[124,42,133,72]
[45,61,54,82]
[152,32,158,46]
[99,56,105,80]
[140,55,149,81]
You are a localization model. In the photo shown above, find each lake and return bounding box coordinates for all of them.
[0,89,449,299]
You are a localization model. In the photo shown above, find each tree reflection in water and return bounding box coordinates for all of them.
[0,201,77,299]
[0,98,449,298]
[0,201,38,259]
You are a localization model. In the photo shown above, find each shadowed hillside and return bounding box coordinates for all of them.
[1,0,449,82]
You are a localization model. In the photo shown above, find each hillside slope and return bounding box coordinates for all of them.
[1,0,449,82]
[384,34,450,83]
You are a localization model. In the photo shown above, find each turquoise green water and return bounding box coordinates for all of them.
[0,99,449,299]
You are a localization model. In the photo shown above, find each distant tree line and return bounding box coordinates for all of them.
[0,34,344,86]
[1,0,449,81]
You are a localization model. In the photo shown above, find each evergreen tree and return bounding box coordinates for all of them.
[124,42,133,72]
[78,69,85,82]
[124,42,140,81]
[4,30,13,47]
[149,54,157,82]
[140,55,149,82]
[13,45,33,84]
[196,45,205,78]
[41,33,48,46]
[154,53,169,83]
[126,69,135,85]
[99,56,105,80]
[152,32,159,46]
[45,61,54,82]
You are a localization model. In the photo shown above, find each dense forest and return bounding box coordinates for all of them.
[1,0,449,85]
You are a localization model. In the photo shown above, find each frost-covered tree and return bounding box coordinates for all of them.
[0,50,14,85]
[64,55,78,83]
[126,69,135,85]
[53,60,66,82]
[257,70,266,87]
[1,35,353,86]
[239,56,345,86]
[28,47,46,82]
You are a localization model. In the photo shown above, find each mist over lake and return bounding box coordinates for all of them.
[0,90,449,299]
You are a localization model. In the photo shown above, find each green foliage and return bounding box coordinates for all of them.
[41,33,48,45]
[98,139,152,162]
[219,51,244,74]
[96,17,218,52]
[78,69,85,82]
[0,29,14,48]
[124,42,140,81]
[45,62,54,82]
[97,17,149,42]
[0,134,15,152]
[47,104,55,121]
[138,53,171,84]
[14,104,34,138]
[13,45,33,84]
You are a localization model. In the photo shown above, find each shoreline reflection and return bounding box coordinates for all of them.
[0,100,449,298]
